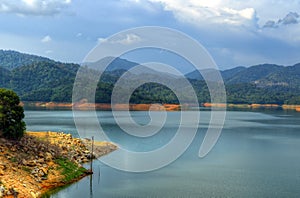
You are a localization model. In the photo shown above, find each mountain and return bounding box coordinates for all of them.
[0,66,11,88]
[221,66,246,80]
[186,64,300,90]
[85,56,139,72]
[10,61,79,102]
[86,56,180,79]
[253,63,300,89]
[0,50,52,70]
[0,50,300,104]
[0,51,181,103]
[185,66,246,81]
[226,64,284,84]
[185,69,203,80]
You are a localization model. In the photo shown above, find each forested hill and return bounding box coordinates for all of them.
[0,50,53,70]
[0,50,300,104]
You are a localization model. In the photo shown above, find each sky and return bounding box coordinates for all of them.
[0,0,300,70]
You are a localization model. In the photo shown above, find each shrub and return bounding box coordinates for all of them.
[0,88,26,139]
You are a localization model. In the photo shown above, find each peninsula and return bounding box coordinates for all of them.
[0,131,117,198]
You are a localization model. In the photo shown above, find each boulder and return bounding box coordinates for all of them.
[45,152,52,161]
[36,158,45,164]
[0,169,4,176]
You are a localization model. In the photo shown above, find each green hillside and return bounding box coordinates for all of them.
[0,50,300,105]
[0,50,52,70]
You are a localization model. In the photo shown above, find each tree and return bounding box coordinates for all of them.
[0,88,26,139]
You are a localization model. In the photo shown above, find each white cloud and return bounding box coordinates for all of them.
[117,33,142,45]
[147,0,258,27]
[41,35,52,43]
[97,37,107,44]
[141,0,300,30]
[0,0,71,16]
[240,0,300,25]
[98,33,142,45]
[263,12,300,28]
[278,12,299,25]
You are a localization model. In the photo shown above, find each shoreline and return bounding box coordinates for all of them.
[21,102,182,111]
[20,101,300,112]
[0,131,117,198]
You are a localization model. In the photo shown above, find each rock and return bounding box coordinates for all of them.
[6,142,12,147]
[31,168,39,175]
[0,185,5,194]
[8,188,18,196]
[27,160,37,167]
[77,159,82,164]
[45,152,52,161]
[11,147,17,152]
[62,146,67,151]
[37,158,44,164]
[30,191,37,198]
[48,161,55,167]
[40,167,48,175]
[0,162,6,170]
[66,134,72,138]
[22,159,28,166]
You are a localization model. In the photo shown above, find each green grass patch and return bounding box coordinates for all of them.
[55,158,86,183]
[21,166,31,173]
[10,157,17,163]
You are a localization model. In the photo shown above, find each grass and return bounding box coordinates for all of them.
[21,166,31,173]
[54,158,87,183]
[41,184,73,198]
[10,157,17,163]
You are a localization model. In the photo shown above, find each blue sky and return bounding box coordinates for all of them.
[0,0,300,70]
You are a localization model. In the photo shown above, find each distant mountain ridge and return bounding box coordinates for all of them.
[0,50,53,70]
[0,50,300,104]
[186,63,300,88]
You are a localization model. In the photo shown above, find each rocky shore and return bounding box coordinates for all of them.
[21,102,300,112]
[203,103,300,111]
[0,132,117,198]
[21,101,181,111]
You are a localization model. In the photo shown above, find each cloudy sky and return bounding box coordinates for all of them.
[0,0,300,70]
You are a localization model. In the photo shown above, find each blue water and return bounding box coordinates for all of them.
[24,109,300,197]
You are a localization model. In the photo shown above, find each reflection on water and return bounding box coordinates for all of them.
[24,109,300,197]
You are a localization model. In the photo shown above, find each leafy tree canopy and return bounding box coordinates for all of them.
[0,88,26,139]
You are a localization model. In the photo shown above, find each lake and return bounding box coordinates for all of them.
[24,109,300,197]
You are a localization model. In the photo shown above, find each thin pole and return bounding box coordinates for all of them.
[90,136,94,172]
[89,174,93,198]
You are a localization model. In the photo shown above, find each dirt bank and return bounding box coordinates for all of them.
[21,101,300,112]
[22,102,181,111]
[0,132,117,198]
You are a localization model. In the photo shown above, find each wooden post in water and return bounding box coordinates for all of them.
[89,174,93,198]
[90,136,94,173]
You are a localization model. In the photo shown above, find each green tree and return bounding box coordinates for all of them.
[0,88,26,139]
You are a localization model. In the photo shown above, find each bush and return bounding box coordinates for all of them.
[0,88,26,139]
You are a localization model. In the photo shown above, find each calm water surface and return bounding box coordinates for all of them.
[24,109,300,197]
